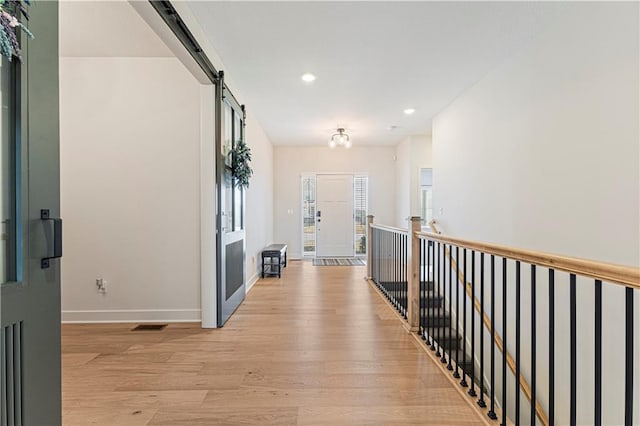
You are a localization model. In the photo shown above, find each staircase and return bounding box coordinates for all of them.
[377,280,476,382]
[369,217,640,425]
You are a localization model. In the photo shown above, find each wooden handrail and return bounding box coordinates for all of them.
[419,225,639,289]
[443,244,548,426]
[425,219,640,425]
[371,223,409,235]
[429,220,550,424]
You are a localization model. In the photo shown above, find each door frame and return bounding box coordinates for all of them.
[300,172,369,259]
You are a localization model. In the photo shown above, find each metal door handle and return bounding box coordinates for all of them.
[41,209,62,269]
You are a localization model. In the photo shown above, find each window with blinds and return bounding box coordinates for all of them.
[302,176,316,255]
[354,175,368,255]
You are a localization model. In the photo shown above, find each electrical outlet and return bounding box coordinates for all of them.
[96,278,107,294]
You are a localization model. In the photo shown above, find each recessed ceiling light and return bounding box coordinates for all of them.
[387,125,398,131]
[301,73,316,83]
[404,108,416,115]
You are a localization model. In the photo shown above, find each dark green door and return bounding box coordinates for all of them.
[1,2,61,425]
[217,84,246,326]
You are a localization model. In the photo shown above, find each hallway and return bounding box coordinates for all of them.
[62,261,485,425]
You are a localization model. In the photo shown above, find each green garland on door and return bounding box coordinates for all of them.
[0,0,33,62]
[232,138,253,188]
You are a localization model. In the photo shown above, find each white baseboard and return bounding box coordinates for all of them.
[62,309,201,323]
[246,273,259,294]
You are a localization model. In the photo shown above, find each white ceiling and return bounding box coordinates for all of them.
[187,1,571,146]
[60,1,173,58]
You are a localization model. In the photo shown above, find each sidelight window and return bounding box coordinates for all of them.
[0,57,18,284]
[354,175,368,255]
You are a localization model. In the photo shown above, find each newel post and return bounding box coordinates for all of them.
[366,215,374,280]
[407,216,422,331]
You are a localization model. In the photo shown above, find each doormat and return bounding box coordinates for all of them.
[312,258,366,266]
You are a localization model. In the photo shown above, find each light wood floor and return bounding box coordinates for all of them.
[62,260,485,425]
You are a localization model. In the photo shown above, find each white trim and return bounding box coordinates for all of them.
[246,273,259,294]
[200,85,217,329]
[61,309,201,323]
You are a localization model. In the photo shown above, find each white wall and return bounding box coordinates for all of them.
[433,3,639,424]
[274,146,395,258]
[60,57,202,322]
[166,1,275,295]
[244,114,275,288]
[395,135,432,227]
[395,138,411,227]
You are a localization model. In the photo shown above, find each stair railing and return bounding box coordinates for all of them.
[429,220,548,425]
[366,215,640,426]
[368,220,409,320]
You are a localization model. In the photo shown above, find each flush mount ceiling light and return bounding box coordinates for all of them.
[403,108,416,115]
[301,73,316,83]
[329,128,352,149]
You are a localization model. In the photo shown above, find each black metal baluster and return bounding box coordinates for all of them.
[625,287,634,426]
[379,229,382,286]
[454,246,461,378]
[376,229,379,287]
[401,234,404,312]
[420,239,426,340]
[515,261,521,426]
[488,255,497,420]
[441,243,447,364]
[570,273,577,426]
[378,230,381,289]
[405,234,408,318]
[430,241,436,351]
[478,252,486,407]
[371,229,375,282]
[383,231,387,295]
[594,279,602,426]
[427,240,432,345]
[531,265,537,426]
[391,233,395,303]
[376,229,379,284]
[461,248,468,387]
[387,232,391,298]
[448,245,454,371]
[403,234,407,316]
[549,269,555,426]
[501,258,507,426]
[403,234,407,315]
[404,234,408,318]
[388,232,392,302]
[469,250,477,397]
[400,234,404,313]
[436,242,442,356]
[394,233,398,308]
[393,233,397,307]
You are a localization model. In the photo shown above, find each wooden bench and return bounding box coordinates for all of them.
[261,244,288,278]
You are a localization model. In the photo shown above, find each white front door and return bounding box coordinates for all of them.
[316,174,354,257]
